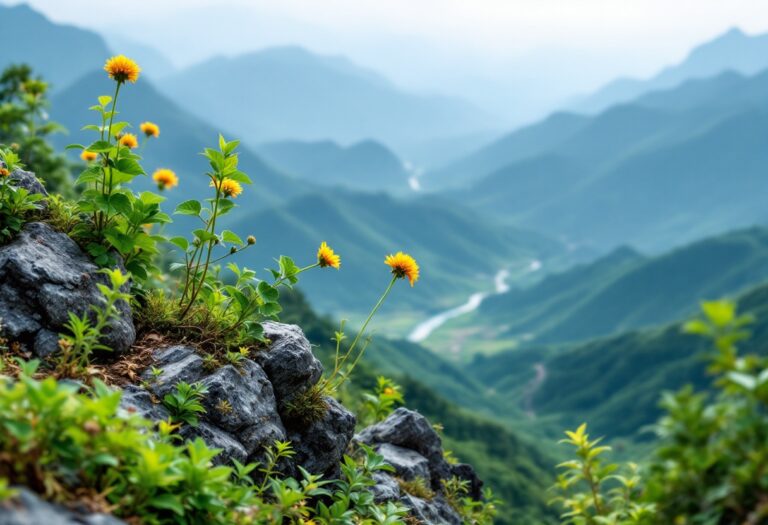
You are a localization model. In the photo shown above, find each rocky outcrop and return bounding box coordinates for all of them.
[0,222,135,357]
[133,332,355,477]
[0,488,126,525]
[9,169,48,203]
[356,407,485,524]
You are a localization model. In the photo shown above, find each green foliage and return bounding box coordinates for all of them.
[0,148,45,242]
[397,476,434,500]
[550,424,655,524]
[162,381,209,427]
[280,289,556,525]
[552,300,768,525]
[55,268,131,378]
[642,300,768,524]
[443,477,501,525]
[357,376,404,427]
[0,64,72,194]
[282,384,329,426]
[0,367,409,524]
[69,89,169,281]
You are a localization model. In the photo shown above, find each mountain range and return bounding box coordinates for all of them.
[573,27,768,114]
[430,67,768,252]
[157,46,496,156]
[256,139,413,193]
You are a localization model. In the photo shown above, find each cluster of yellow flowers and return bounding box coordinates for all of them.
[101,54,420,286]
[317,242,419,286]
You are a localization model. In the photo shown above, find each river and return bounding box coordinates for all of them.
[407,259,542,343]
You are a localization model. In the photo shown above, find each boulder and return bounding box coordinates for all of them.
[0,488,126,525]
[356,408,451,487]
[0,222,135,358]
[141,346,205,397]
[376,443,431,481]
[139,345,288,466]
[9,169,48,204]
[254,322,323,402]
[198,361,286,462]
[401,494,462,525]
[356,408,487,524]
[286,396,356,477]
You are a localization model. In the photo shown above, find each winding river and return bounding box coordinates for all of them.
[407,259,542,343]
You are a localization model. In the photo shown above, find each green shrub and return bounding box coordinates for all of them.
[0,364,409,524]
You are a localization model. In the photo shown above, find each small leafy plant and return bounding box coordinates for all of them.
[0,148,44,242]
[162,380,209,427]
[55,268,131,378]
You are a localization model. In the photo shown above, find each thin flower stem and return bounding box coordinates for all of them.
[327,276,397,387]
[180,187,221,320]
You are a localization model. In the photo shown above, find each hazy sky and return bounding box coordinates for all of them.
[8,0,768,121]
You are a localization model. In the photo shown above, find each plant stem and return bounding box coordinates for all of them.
[179,188,221,320]
[327,276,396,387]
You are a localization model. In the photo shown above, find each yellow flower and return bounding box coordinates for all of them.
[119,133,139,149]
[0,168,9,178]
[104,55,141,84]
[210,178,243,198]
[317,241,341,269]
[80,150,98,162]
[152,168,178,190]
[383,387,395,396]
[385,252,419,286]
[140,121,160,138]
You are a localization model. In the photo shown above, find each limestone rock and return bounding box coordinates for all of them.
[0,222,135,358]
[254,322,323,402]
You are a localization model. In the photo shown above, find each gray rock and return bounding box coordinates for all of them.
[9,169,48,205]
[0,488,127,525]
[199,361,286,460]
[141,346,205,397]
[140,346,287,466]
[376,443,431,481]
[180,422,248,465]
[370,472,401,502]
[356,408,451,487]
[287,396,355,477]
[254,322,323,401]
[119,385,169,421]
[0,222,135,357]
[400,494,462,525]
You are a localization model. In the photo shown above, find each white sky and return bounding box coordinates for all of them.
[7,0,768,120]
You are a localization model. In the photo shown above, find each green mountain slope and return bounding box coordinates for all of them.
[279,290,558,525]
[257,139,412,194]
[469,272,768,442]
[0,4,111,91]
[226,190,562,317]
[475,227,768,346]
[158,46,495,152]
[441,68,768,251]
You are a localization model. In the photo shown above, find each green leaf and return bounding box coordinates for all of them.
[85,140,114,153]
[226,170,252,184]
[115,158,144,176]
[260,302,282,316]
[109,193,133,216]
[149,494,184,515]
[98,95,113,106]
[140,191,166,205]
[258,281,279,303]
[221,230,243,246]
[193,229,216,242]
[65,143,85,151]
[175,200,202,216]
[168,237,189,251]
